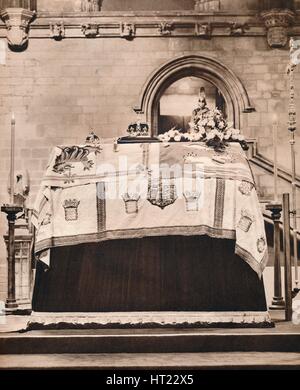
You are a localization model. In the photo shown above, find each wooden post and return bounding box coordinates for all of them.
[266,202,285,310]
[282,193,293,321]
[1,205,22,313]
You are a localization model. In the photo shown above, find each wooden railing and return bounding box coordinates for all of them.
[247,138,300,190]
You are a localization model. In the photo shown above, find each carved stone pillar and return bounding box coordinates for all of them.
[0,7,35,50]
[261,8,295,48]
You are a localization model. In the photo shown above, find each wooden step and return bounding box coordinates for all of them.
[0,352,300,370]
[1,324,300,354]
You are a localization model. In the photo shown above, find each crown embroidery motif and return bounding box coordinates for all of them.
[184,191,201,212]
[237,209,255,233]
[122,193,140,214]
[63,199,80,221]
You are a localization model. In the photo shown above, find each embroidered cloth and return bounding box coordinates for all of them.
[32,142,268,277]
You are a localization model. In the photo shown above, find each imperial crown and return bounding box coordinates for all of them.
[63,199,80,209]
[184,191,201,212]
[63,199,80,221]
[122,193,140,214]
[238,209,255,233]
[127,119,150,137]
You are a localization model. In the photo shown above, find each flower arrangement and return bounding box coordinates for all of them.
[158,88,247,152]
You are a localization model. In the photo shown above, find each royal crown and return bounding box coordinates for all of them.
[122,193,140,214]
[184,191,201,202]
[122,193,141,203]
[127,119,150,137]
[184,191,201,212]
[63,199,80,209]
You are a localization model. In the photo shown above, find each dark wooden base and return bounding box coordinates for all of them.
[32,236,267,313]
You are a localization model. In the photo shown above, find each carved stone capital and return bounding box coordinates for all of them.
[120,23,135,40]
[230,23,249,36]
[158,22,173,36]
[261,9,295,48]
[81,23,99,38]
[195,23,211,38]
[50,22,65,41]
[0,8,35,50]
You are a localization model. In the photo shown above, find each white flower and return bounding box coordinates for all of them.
[226,121,234,129]
[218,121,225,130]
[207,120,215,128]
[206,130,217,140]
[193,133,202,141]
[231,128,240,135]
[168,129,176,138]
[216,131,224,141]
[189,122,195,131]
[198,126,206,135]
[236,134,245,141]
[174,135,182,142]
[185,133,194,141]
[224,130,232,140]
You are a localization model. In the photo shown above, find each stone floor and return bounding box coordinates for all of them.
[1,352,300,370]
[0,310,299,369]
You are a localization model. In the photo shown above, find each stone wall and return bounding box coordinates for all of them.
[0,9,300,300]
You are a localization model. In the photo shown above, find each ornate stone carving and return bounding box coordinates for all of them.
[82,23,99,38]
[49,22,65,40]
[195,23,211,38]
[261,9,295,48]
[230,22,249,36]
[120,23,135,40]
[0,8,35,50]
[81,0,103,12]
[158,22,173,36]
[194,0,220,12]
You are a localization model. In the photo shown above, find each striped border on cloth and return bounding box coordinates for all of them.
[214,178,226,229]
[142,143,150,170]
[96,182,106,232]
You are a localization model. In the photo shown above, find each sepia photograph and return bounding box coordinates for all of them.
[0,0,299,377]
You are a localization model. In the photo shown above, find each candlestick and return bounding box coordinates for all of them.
[288,38,299,288]
[10,112,15,205]
[272,114,278,202]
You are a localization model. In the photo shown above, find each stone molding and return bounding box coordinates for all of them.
[0,11,299,50]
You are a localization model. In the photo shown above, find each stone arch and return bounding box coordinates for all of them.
[134,55,255,135]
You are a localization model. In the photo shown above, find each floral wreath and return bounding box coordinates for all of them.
[158,87,247,152]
